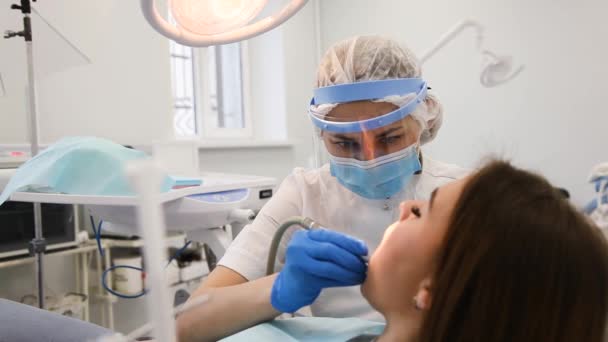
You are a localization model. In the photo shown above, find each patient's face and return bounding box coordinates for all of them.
[361,177,467,313]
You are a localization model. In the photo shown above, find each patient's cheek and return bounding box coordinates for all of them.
[382,222,398,242]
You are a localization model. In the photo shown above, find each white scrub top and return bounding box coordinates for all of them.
[218,155,469,322]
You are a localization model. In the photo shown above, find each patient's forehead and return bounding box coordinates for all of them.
[433,177,468,219]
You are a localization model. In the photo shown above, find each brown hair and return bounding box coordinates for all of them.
[419,161,608,342]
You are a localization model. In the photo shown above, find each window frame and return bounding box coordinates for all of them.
[169,40,199,138]
[172,42,253,140]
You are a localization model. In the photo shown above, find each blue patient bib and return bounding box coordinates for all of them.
[221,317,384,342]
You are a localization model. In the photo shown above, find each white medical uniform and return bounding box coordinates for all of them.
[218,155,469,322]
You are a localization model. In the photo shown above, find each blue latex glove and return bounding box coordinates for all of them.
[270,229,368,313]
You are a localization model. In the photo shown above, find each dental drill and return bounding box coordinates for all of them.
[265,217,369,276]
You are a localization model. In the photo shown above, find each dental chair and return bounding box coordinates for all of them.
[0,298,113,342]
[0,288,193,341]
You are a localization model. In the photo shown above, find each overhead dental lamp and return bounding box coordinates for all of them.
[140,0,309,47]
[419,19,525,87]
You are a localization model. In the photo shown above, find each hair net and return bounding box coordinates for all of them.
[314,36,443,144]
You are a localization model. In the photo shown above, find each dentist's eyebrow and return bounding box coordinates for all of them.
[331,134,357,142]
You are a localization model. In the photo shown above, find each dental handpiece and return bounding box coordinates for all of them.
[266,217,318,275]
[265,217,369,276]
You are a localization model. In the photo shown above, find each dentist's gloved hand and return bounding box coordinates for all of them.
[270,228,368,313]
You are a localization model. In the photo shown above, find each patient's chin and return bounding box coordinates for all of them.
[361,278,369,297]
[360,278,385,314]
[360,255,379,305]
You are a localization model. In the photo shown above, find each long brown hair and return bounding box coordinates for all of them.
[419,161,608,342]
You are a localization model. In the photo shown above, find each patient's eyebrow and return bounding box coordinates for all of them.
[429,188,438,211]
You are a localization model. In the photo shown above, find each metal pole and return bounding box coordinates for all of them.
[129,160,176,342]
[104,247,115,330]
[26,15,46,312]
[4,0,47,309]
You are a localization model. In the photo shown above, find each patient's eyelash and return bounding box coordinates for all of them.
[411,206,421,218]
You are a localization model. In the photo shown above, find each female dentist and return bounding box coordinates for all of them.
[177,35,468,342]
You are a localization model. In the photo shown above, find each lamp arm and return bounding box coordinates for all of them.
[419,19,484,65]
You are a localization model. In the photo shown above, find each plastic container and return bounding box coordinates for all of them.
[113,256,143,295]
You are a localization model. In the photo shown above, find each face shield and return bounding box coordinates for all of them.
[309,78,428,200]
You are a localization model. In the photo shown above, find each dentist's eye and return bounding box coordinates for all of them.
[334,141,358,150]
[380,135,403,145]
[411,206,421,218]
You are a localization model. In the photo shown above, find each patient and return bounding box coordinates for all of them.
[361,159,608,341]
[220,160,608,341]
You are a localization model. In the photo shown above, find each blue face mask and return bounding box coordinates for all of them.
[329,145,421,200]
[0,136,175,206]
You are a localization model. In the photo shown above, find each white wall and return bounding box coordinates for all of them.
[319,0,608,205]
[0,0,174,145]
[281,1,319,170]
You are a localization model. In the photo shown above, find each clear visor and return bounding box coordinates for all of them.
[312,110,421,163]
